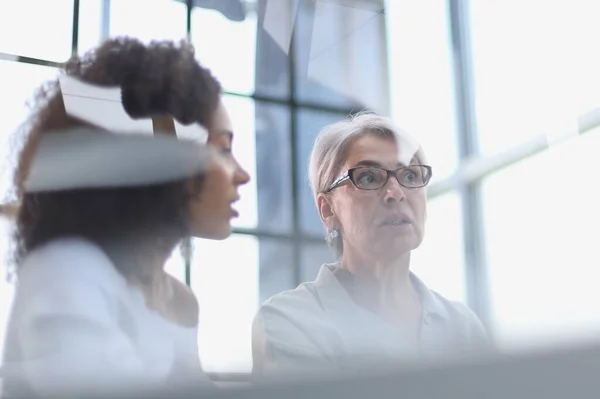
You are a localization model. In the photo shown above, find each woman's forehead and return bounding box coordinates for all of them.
[344,135,421,167]
[210,101,232,132]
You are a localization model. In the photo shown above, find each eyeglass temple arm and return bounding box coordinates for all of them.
[326,172,349,192]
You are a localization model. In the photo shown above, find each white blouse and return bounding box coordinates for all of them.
[253,264,489,376]
[2,238,212,397]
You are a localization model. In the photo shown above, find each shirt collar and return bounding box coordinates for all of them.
[313,263,355,313]
[314,263,449,321]
[408,272,449,321]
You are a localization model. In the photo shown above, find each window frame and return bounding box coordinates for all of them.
[0,0,377,379]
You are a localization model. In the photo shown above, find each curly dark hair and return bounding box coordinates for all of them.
[11,37,222,278]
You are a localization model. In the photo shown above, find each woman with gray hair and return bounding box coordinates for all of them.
[252,113,487,376]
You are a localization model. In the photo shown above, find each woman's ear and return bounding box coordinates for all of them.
[317,193,336,229]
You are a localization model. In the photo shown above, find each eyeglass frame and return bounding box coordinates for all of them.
[325,165,433,193]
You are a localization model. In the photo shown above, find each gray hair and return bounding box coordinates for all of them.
[308,112,425,257]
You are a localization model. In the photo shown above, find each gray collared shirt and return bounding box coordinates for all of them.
[252,264,488,375]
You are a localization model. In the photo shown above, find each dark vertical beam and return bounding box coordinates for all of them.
[290,0,315,286]
[448,0,490,328]
[289,2,301,286]
[71,0,80,56]
[184,2,194,287]
[186,0,193,42]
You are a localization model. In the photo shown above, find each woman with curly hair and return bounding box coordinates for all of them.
[2,37,249,397]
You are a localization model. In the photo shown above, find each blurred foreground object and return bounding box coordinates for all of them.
[0,202,18,220]
[59,75,208,143]
[174,0,246,21]
[90,340,600,398]
[24,128,212,193]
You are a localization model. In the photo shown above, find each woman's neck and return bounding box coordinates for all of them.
[339,249,421,328]
[340,248,412,284]
[98,235,198,327]
[99,234,178,283]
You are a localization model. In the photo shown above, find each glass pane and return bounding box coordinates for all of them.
[294,0,389,112]
[296,109,349,237]
[257,239,293,305]
[191,2,259,96]
[300,242,334,282]
[0,0,73,62]
[224,96,292,233]
[471,0,600,155]
[386,0,458,180]
[254,101,292,234]
[0,61,58,199]
[411,191,466,303]
[483,126,600,350]
[109,0,187,42]
[78,0,104,53]
[190,234,260,373]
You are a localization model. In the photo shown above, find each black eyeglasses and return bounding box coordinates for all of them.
[326,165,432,192]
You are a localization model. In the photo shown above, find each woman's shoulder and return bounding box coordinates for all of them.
[260,263,340,308]
[255,266,338,333]
[18,237,124,292]
[260,280,322,313]
[8,239,130,337]
[23,236,109,264]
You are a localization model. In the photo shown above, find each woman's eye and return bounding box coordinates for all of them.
[401,169,420,183]
[357,173,376,184]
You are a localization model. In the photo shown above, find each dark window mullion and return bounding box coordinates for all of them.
[71,0,80,56]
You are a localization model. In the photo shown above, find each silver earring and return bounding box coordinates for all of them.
[330,228,339,238]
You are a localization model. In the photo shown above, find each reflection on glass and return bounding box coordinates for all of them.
[0,0,73,61]
[0,61,58,199]
[254,102,293,233]
[109,0,187,42]
[471,0,600,154]
[385,0,458,181]
[191,3,257,95]
[191,234,259,373]
[294,0,388,112]
[296,109,349,237]
[0,217,15,365]
[411,191,466,303]
[300,242,333,282]
[257,240,293,305]
[254,0,291,98]
[483,127,600,349]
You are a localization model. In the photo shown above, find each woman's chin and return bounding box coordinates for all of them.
[192,224,232,241]
[212,229,232,241]
[377,236,422,258]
